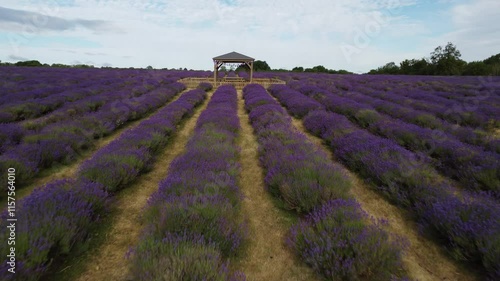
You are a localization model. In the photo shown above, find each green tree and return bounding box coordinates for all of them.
[370,62,400,74]
[254,60,271,71]
[491,64,500,76]
[235,64,247,72]
[463,61,489,76]
[483,53,500,75]
[73,64,94,68]
[51,63,70,67]
[430,42,466,75]
[483,53,500,65]
[335,69,353,74]
[312,65,328,73]
[292,66,304,72]
[15,60,42,67]
[400,58,431,75]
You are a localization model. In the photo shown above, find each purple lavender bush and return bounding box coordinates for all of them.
[266,80,500,279]
[79,88,206,192]
[244,84,407,280]
[0,179,109,281]
[288,199,407,281]
[416,191,500,279]
[142,194,245,256]
[0,87,207,280]
[295,75,500,152]
[0,82,187,194]
[131,85,246,280]
[0,74,157,123]
[295,85,499,195]
[301,110,500,279]
[268,84,325,118]
[0,124,24,154]
[244,84,351,213]
[130,233,245,281]
[197,82,213,91]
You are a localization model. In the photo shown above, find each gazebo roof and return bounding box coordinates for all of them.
[213,51,255,62]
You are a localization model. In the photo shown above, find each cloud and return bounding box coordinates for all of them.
[84,51,108,56]
[1,0,496,72]
[0,6,113,32]
[434,0,500,61]
[53,49,77,54]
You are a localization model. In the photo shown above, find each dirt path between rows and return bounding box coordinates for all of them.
[8,89,189,204]
[290,117,479,281]
[235,90,319,281]
[63,90,213,281]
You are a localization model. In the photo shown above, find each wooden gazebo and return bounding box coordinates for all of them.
[213,51,254,84]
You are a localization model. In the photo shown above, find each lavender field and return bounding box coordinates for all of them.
[0,67,499,281]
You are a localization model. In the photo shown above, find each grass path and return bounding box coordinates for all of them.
[48,90,214,281]
[3,89,189,205]
[234,90,318,281]
[290,117,479,281]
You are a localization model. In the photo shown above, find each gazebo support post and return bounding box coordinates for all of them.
[213,61,217,86]
[249,61,253,83]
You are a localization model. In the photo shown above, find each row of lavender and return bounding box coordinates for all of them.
[0,77,169,153]
[23,77,172,131]
[256,72,499,132]
[130,85,246,280]
[0,67,122,98]
[0,77,134,123]
[0,67,212,123]
[267,85,500,279]
[0,69,187,155]
[0,69,171,120]
[310,74,500,127]
[342,87,499,153]
[295,77,499,153]
[0,87,208,280]
[0,82,186,194]
[361,75,500,113]
[243,84,408,280]
[271,84,499,196]
[0,67,211,96]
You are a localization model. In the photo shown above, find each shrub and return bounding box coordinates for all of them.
[0,180,109,281]
[130,233,244,281]
[354,109,381,128]
[288,199,408,281]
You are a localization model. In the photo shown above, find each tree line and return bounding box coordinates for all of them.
[6,44,497,76]
[232,60,353,74]
[368,42,500,76]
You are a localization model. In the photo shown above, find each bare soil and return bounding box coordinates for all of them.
[234,90,319,281]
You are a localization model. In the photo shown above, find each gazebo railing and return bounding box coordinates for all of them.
[179,77,286,89]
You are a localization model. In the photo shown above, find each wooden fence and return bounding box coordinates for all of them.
[179,77,286,90]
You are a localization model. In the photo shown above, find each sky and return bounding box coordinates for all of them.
[0,0,499,73]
